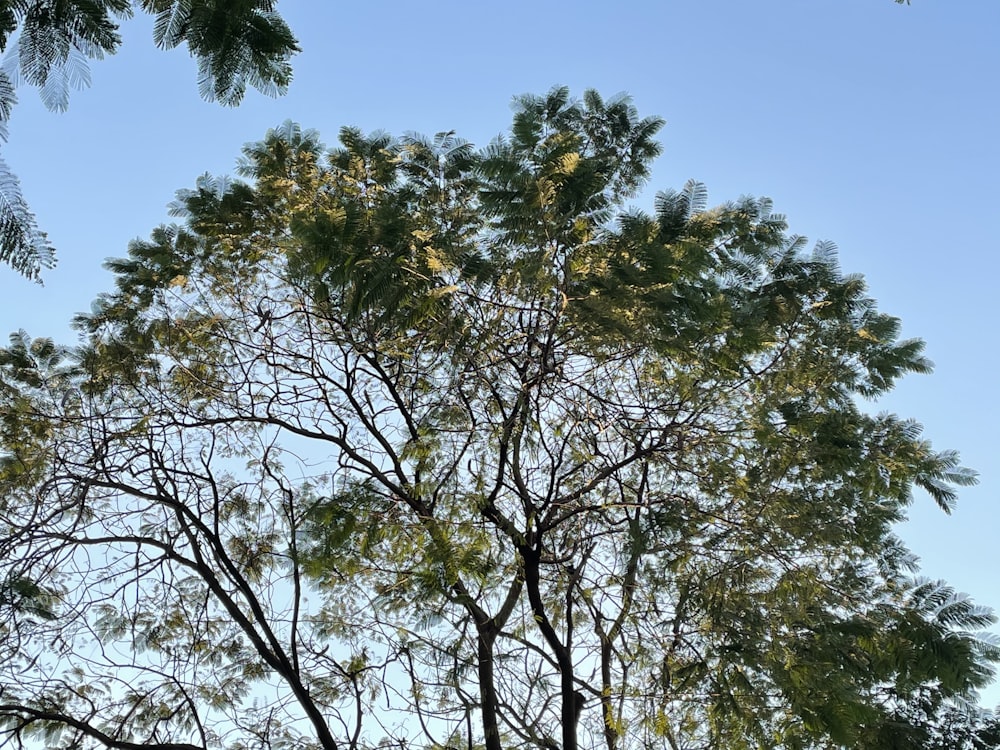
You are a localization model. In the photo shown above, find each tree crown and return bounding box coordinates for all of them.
[0,87,995,750]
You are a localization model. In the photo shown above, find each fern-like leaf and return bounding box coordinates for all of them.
[0,152,54,280]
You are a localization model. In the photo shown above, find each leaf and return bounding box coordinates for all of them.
[0,152,55,280]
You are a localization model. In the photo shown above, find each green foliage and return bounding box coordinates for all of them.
[0,1,297,280]
[138,0,297,105]
[0,154,53,280]
[0,573,58,620]
[0,88,994,750]
[2,1,297,112]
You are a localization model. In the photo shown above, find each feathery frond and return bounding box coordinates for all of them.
[0,0,298,280]
[0,153,53,280]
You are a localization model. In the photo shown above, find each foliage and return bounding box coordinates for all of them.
[0,88,995,750]
[0,155,52,281]
[0,0,297,280]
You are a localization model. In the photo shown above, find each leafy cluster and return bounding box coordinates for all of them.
[0,0,297,280]
[0,88,995,750]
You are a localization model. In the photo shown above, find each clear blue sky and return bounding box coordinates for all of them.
[2,0,998,701]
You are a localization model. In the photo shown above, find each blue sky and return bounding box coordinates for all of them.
[2,0,999,700]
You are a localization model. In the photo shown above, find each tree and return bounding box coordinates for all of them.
[857,683,1000,750]
[0,88,996,750]
[0,0,297,281]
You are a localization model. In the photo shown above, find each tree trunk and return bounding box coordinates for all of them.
[477,626,503,750]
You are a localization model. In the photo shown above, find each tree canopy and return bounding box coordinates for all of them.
[0,87,995,750]
[0,0,297,281]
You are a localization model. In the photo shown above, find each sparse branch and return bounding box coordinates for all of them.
[0,704,204,750]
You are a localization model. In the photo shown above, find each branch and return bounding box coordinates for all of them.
[0,704,203,750]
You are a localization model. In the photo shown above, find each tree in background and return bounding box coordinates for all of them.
[0,0,297,281]
[1,88,994,750]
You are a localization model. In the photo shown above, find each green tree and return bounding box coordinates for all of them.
[0,88,996,750]
[857,682,1000,750]
[0,0,297,281]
